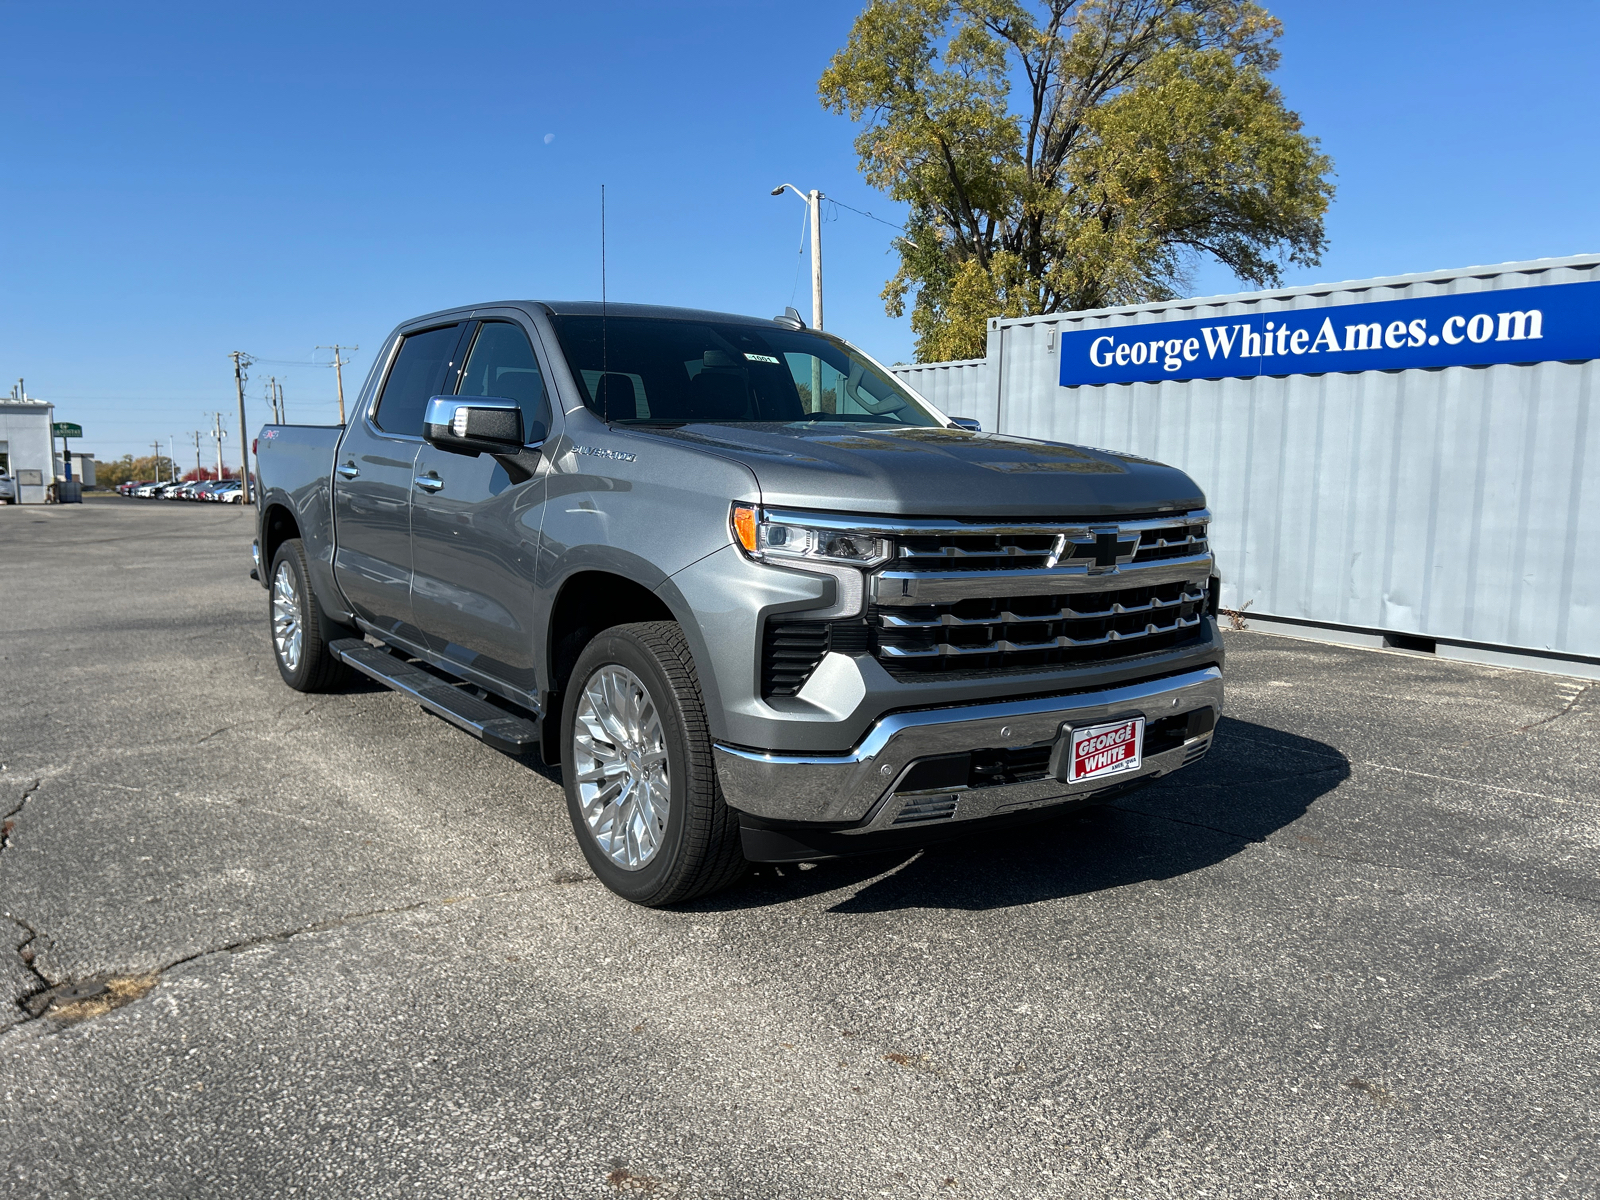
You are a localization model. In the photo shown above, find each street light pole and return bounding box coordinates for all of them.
[770,183,824,331]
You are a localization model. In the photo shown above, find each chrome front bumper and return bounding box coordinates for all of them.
[713,665,1223,830]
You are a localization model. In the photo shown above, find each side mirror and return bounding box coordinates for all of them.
[947,416,982,432]
[423,397,529,456]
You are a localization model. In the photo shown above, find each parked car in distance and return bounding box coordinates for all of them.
[255,299,1224,907]
[0,473,14,504]
[214,480,245,503]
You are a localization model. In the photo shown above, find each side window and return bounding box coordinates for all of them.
[372,324,463,436]
[457,321,551,439]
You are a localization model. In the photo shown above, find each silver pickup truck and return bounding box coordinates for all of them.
[254,301,1223,905]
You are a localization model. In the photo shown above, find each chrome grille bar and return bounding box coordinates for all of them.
[878,612,1203,659]
[878,587,1208,629]
[763,506,1211,539]
[872,553,1213,605]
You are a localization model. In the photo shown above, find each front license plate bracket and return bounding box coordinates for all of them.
[1051,715,1145,784]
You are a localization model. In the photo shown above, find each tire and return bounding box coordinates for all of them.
[268,538,351,692]
[560,621,746,906]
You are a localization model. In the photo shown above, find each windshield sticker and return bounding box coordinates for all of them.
[743,353,780,364]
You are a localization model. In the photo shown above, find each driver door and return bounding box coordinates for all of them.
[410,316,555,702]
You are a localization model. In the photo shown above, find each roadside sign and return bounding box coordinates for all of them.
[52,422,83,438]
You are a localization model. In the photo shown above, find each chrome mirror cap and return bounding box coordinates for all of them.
[422,396,526,456]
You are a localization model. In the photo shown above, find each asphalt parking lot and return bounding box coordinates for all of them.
[2,501,1596,1199]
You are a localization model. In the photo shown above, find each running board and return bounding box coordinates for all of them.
[330,638,539,755]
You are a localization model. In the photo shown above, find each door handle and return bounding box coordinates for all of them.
[413,474,444,493]
[336,462,360,479]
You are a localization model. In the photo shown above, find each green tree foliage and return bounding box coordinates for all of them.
[819,0,1335,361]
[96,454,173,488]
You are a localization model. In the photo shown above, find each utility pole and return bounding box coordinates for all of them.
[153,440,163,481]
[229,351,253,501]
[208,412,228,480]
[770,184,824,330]
[192,431,203,482]
[771,184,826,410]
[318,346,357,424]
[276,378,285,424]
[168,435,176,483]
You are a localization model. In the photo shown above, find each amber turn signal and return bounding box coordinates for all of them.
[731,504,759,554]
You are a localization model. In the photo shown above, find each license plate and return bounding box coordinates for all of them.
[1065,716,1144,783]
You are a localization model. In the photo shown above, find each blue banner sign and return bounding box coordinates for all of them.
[1058,280,1600,387]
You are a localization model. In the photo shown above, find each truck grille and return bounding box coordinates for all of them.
[760,510,1213,694]
[872,509,1213,681]
[872,579,1205,678]
[894,516,1208,573]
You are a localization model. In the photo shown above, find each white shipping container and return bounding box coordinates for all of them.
[893,254,1600,674]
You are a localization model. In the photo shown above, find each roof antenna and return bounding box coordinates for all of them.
[601,183,609,426]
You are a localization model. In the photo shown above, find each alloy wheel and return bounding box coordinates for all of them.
[571,665,670,870]
[271,560,303,673]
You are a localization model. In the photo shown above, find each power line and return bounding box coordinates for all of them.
[826,196,911,234]
[787,202,809,309]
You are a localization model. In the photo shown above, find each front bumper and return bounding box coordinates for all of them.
[713,664,1222,831]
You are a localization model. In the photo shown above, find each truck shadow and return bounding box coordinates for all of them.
[700,716,1349,913]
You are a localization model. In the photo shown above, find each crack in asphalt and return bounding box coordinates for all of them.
[8,915,55,1000]
[1515,682,1594,735]
[1,884,544,1035]
[1,777,42,848]
[2,780,60,1021]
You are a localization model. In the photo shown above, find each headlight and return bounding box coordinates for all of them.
[730,505,890,568]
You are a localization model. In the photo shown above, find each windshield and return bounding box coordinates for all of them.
[546,315,941,427]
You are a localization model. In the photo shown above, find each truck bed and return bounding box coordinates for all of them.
[254,423,345,618]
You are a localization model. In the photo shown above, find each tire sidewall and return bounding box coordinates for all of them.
[560,629,697,905]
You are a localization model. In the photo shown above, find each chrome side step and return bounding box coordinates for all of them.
[329,638,539,755]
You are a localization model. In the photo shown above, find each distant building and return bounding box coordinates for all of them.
[53,451,97,487]
[0,398,56,504]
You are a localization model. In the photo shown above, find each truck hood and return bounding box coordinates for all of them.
[638,424,1204,518]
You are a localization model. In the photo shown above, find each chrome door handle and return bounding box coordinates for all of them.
[413,475,444,493]
[336,463,360,479]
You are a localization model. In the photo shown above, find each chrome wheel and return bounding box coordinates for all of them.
[571,664,670,871]
[271,560,304,673]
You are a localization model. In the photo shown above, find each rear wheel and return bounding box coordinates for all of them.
[268,538,351,692]
[560,621,746,906]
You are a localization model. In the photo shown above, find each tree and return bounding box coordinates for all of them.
[819,0,1335,361]
[96,454,174,488]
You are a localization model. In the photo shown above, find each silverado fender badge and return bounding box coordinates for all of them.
[572,445,637,464]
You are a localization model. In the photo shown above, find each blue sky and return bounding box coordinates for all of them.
[3,1,1597,463]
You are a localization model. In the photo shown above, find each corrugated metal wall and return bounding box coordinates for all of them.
[891,357,992,426]
[893,254,1600,660]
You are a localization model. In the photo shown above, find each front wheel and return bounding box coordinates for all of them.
[560,621,746,906]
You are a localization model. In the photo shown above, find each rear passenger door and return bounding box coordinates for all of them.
[332,321,467,645]
[410,315,555,703]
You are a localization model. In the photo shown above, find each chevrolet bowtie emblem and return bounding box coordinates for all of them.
[1094,531,1138,567]
[1046,529,1140,571]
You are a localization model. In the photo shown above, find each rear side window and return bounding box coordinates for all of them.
[456,321,551,438]
[372,324,462,435]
